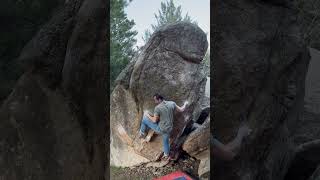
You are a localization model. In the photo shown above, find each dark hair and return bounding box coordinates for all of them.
[153,93,164,100]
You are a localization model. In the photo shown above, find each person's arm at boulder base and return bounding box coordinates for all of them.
[212,124,252,161]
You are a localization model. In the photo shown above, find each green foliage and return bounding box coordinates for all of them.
[142,0,197,43]
[110,0,137,92]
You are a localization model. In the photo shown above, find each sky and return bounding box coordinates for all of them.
[125,0,210,47]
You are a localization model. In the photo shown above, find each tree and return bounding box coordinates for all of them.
[142,0,197,43]
[110,0,137,91]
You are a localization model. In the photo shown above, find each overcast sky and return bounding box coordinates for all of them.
[125,0,210,47]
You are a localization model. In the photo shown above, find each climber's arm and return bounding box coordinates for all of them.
[212,124,251,161]
[146,114,159,123]
[212,137,236,161]
[175,101,188,112]
[145,107,161,123]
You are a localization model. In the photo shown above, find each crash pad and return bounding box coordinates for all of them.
[153,171,193,180]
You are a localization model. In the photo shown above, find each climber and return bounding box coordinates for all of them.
[211,123,252,161]
[139,93,188,162]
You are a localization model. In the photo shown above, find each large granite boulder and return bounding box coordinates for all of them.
[0,0,107,179]
[110,22,208,167]
[213,0,310,179]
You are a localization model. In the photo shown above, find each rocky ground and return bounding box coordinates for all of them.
[110,152,204,180]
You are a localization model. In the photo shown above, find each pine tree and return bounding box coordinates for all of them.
[110,0,137,91]
[142,0,196,43]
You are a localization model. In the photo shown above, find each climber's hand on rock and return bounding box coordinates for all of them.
[144,111,150,116]
[238,124,252,138]
[184,101,189,107]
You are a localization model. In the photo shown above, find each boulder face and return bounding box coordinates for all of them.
[213,0,311,179]
[0,0,107,179]
[110,22,208,167]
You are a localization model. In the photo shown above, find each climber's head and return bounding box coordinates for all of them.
[153,93,164,104]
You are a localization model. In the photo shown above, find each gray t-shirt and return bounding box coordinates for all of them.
[154,100,176,133]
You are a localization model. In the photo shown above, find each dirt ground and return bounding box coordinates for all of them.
[110,152,201,180]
